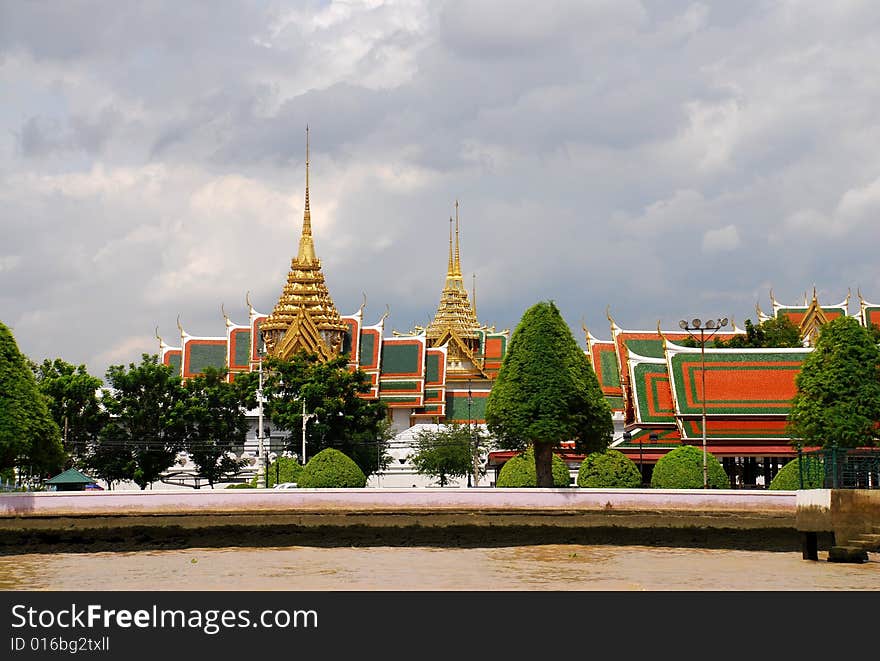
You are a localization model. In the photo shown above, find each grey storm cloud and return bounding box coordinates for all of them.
[2,0,880,381]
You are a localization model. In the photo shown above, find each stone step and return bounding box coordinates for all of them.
[828,546,869,563]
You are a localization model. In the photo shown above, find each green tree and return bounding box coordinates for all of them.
[410,422,484,487]
[680,317,802,349]
[85,424,135,490]
[495,447,570,487]
[787,316,880,449]
[650,445,729,489]
[176,367,248,488]
[101,354,186,489]
[485,301,613,487]
[298,448,367,488]
[0,322,65,480]
[32,358,106,464]
[577,449,642,488]
[237,353,391,477]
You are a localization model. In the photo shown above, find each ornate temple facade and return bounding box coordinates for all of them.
[581,289,880,487]
[154,132,880,488]
[156,133,508,486]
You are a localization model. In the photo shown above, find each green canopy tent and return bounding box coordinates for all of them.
[44,468,102,492]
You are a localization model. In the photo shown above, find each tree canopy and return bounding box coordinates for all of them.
[96,354,186,489]
[485,301,613,487]
[410,422,484,487]
[787,316,880,449]
[175,366,249,487]
[680,317,802,349]
[237,352,391,476]
[32,358,106,464]
[0,322,65,480]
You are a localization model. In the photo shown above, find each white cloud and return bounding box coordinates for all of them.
[4,1,880,377]
[702,224,740,253]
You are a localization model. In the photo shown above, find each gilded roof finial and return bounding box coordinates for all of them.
[176,315,186,341]
[605,305,618,332]
[426,201,479,343]
[657,320,669,351]
[769,288,777,307]
[447,216,454,276]
[472,272,478,321]
[359,291,367,315]
[858,287,864,305]
[454,200,462,277]
[221,303,232,328]
[297,125,316,264]
[380,304,391,324]
[845,287,852,308]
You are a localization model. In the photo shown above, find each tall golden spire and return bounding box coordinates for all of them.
[297,125,316,264]
[425,200,479,344]
[454,199,462,277]
[447,216,455,276]
[261,126,347,361]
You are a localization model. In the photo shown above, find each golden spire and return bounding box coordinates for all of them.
[448,216,454,276]
[297,125,316,264]
[472,272,477,322]
[454,199,462,277]
[261,127,347,361]
[426,201,480,345]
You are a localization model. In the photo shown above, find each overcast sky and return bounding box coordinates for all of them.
[3,0,880,380]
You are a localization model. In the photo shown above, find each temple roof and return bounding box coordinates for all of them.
[425,201,480,342]
[768,287,850,346]
[261,127,347,359]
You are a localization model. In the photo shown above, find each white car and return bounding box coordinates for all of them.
[273,482,298,489]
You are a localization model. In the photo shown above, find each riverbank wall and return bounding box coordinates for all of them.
[0,488,815,554]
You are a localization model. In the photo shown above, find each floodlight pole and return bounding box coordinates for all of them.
[678,317,728,489]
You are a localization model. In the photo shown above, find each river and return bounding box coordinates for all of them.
[1,545,878,591]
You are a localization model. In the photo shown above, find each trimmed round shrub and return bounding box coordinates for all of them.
[769,458,824,490]
[577,449,642,488]
[249,456,304,488]
[266,456,303,488]
[226,482,254,489]
[298,448,367,488]
[496,447,570,488]
[650,445,729,489]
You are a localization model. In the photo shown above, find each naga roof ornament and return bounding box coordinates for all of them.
[261,126,347,362]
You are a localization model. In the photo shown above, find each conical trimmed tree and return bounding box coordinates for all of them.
[486,301,613,487]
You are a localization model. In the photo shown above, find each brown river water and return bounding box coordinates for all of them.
[1,545,878,591]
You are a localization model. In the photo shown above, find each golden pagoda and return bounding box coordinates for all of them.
[424,201,485,375]
[261,127,347,361]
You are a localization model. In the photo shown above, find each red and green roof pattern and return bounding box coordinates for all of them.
[666,344,808,417]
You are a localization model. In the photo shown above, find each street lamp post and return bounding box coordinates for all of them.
[256,355,266,488]
[300,398,317,466]
[678,317,728,489]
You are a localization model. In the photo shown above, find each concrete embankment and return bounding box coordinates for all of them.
[0,488,809,554]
